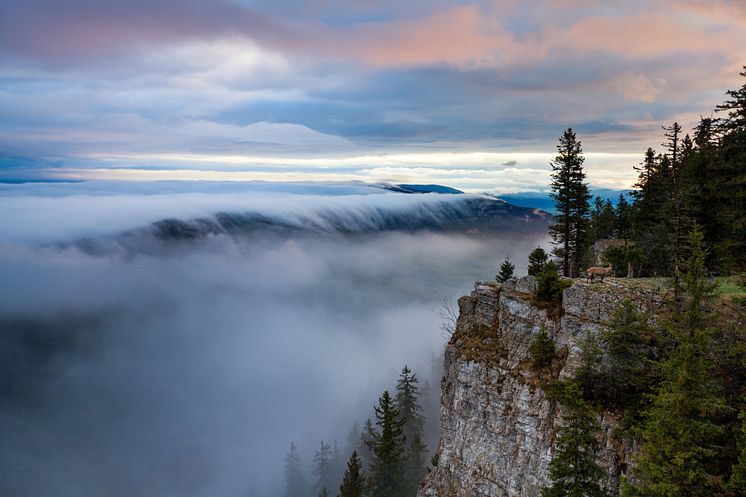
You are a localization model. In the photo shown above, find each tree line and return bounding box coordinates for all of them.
[282,366,435,497]
[524,66,746,281]
[527,67,746,497]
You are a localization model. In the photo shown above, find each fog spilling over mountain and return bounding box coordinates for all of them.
[0,181,549,496]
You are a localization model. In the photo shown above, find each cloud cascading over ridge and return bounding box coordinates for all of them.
[0,0,744,190]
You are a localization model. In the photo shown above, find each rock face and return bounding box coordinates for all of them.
[419,276,661,497]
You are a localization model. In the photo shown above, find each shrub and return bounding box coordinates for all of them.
[528,247,549,276]
[601,245,644,277]
[496,258,515,283]
[529,328,556,370]
[535,261,571,305]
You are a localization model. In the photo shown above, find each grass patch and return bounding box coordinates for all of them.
[716,275,746,299]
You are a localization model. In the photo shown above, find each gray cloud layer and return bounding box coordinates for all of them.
[1,0,743,185]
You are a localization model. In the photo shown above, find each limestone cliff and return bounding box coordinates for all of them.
[419,276,662,497]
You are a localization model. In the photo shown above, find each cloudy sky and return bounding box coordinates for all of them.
[1,0,744,192]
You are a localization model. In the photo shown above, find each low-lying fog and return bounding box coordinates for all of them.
[0,181,548,497]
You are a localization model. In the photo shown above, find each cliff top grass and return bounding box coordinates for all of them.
[716,275,746,299]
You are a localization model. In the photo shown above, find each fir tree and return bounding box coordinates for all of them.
[367,390,406,497]
[338,451,366,497]
[496,257,515,283]
[729,412,746,495]
[549,128,591,277]
[395,366,428,496]
[312,441,334,497]
[358,418,376,469]
[529,328,555,370]
[600,300,657,412]
[624,227,730,497]
[590,196,616,241]
[527,247,549,276]
[662,121,686,300]
[716,65,746,133]
[615,193,632,239]
[542,381,608,497]
[284,443,306,497]
[535,260,571,306]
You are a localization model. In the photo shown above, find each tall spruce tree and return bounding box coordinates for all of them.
[367,390,406,497]
[713,66,746,271]
[284,443,306,497]
[312,441,334,497]
[395,366,428,496]
[624,227,730,497]
[542,381,608,497]
[630,148,674,276]
[338,451,366,497]
[662,121,686,300]
[549,128,591,277]
[615,193,631,239]
[528,247,549,276]
[496,257,515,283]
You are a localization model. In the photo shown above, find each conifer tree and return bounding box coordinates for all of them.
[615,193,631,239]
[284,443,306,497]
[549,128,591,277]
[662,121,686,300]
[542,381,608,497]
[590,196,616,241]
[338,451,366,497]
[716,65,746,133]
[395,366,428,496]
[624,227,730,497]
[367,390,406,497]
[496,257,515,283]
[358,418,376,469]
[312,441,334,497]
[527,247,549,276]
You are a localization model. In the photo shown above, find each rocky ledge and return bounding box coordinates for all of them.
[419,276,663,497]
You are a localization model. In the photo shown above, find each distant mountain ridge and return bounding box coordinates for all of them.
[73,194,551,256]
[499,188,632,213]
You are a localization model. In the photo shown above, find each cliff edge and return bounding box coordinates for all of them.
[419,276,663,497]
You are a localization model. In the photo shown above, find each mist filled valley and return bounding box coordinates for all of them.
[0,182,549,496]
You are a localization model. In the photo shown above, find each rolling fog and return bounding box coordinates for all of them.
[0,182,548,496]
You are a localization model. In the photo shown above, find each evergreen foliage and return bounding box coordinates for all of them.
[614,193,632,239]
[394,366,428,497]
[549,128,591,277]
[312,441,334,497]
[496,257,515,283]
[542,381,608,497]
[624,227,731,497]
[337,452,366,497]
[284,443,306,497]
[535,261,571,307]
[589,196,616,241]
[529,328,555,370]
[623,68,746,275]
[528,247,549,276]
[366,390,406,497]
[600,245,643,278]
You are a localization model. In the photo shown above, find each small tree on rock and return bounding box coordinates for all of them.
[528,247,549,276]
[497,257,515,283]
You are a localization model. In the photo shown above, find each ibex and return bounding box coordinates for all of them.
[586,266,613,282]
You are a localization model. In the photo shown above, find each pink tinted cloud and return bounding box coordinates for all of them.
[337,5,504,67]
[0,0,744,73]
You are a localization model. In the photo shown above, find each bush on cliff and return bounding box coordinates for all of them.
[535,261,572,307]
[529,328,556,370]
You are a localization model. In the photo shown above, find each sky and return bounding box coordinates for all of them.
[1,0,745,192]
